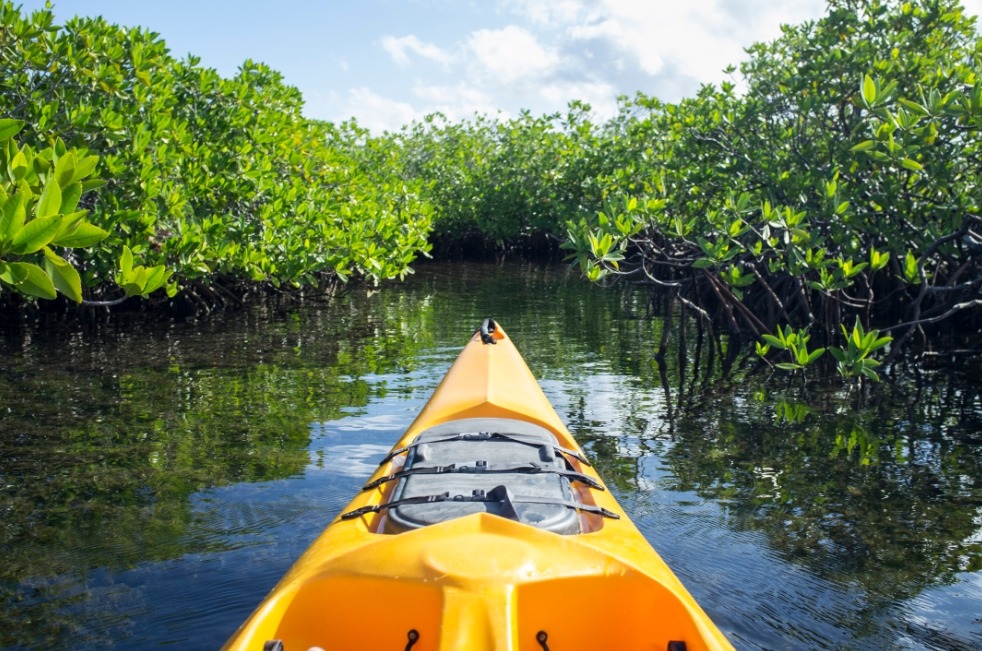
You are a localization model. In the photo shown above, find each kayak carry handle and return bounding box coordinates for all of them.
[479,317,497,345]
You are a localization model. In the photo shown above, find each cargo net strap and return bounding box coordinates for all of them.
[378,432,591,467]
[362,461,603,491]
[340,485,619,521]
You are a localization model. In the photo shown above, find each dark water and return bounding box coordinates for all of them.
[1,262,980,650]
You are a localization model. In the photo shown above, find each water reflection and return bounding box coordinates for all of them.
[0,261,980,650]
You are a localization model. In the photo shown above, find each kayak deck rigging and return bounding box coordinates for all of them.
[346,417,616,534]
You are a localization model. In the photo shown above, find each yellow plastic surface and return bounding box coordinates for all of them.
[222,324,735,651]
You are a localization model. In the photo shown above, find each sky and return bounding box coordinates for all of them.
[15,0,982,133]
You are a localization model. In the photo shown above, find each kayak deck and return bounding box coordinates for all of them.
[222,321,734,651]
[366,417,597,535]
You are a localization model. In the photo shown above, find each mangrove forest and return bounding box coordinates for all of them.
[1,0,981,377]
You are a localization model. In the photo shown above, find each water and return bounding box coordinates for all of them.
[1,261,980,650]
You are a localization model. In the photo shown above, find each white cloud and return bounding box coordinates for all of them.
[336,87,422,133]
[313,0,837,131]
[537,80,619,120]
[412,82,497,120]
[381,34,452,68]
[570,1,742,81]
[509,0,828,96]
[467,25,559,84]
[503,0,585,27]
[963,0,982,19]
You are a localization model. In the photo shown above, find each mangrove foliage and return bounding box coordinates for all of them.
[1,0,979,372]
[0,1,432,313]
[561,0,982,373]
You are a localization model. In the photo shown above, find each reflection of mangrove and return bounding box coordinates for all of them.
[0,263,636,597]
[0,365,360,576]
[3,262,979,647]
[658,378,982,604]
[0,301,442,648]
[593,296,982,604]
[0,303,439,581]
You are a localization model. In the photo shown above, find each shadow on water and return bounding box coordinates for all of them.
[0,261,980,650]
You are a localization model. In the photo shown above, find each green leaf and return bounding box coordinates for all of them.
[10,149,28,180]
[119,245,134,276]
[868,336,892,353]
[870,248,890,271]
[1,190,28,244]
[143,265,168,293]
[862,74,877,107]
[0,260,26,284]
[122,281,145,297]
[5,261,57,299]
[0,118,25,141]
[72,155,100,183]
[60,182,83,215]
[132,266,148,291]
[903,250,921,284]
[898,97,929,116]
[32,155,50,176]
[81,179,106,192]
[43,248,83,302]
[850,140,876,152]
[900,158,923,171]
[10,214,63,254]
[52,220,108,247]
[692,257,715,269]
[36,175,62,219]
[762,334,786,349]
[54,151,76,187]
[860,367,881,382]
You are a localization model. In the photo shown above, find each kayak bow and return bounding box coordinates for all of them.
[223,319,734,651]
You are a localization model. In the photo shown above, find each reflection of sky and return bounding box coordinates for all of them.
[308,444,392,478]
[312,413,411,433]
[901,571,982,649]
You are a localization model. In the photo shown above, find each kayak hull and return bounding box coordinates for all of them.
[222,323,734,651]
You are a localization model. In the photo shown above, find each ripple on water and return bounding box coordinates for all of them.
[307,443,393,478]
[313,413,412,433]
[896,571,982,651]
[626,489,871,651]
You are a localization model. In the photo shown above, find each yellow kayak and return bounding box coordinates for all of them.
[223,319,734,651]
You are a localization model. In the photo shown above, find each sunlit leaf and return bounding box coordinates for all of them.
[36,175,62,219]
[861,74,877,107]
[10,214,63,254]
[4,261,56,299]
[43,247,83,302]
[53,220,108,247]
[0,118,25,141]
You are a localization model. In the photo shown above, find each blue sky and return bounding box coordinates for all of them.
[16,0,982,133]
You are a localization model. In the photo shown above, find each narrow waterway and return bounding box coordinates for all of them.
[1,261,980,650]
